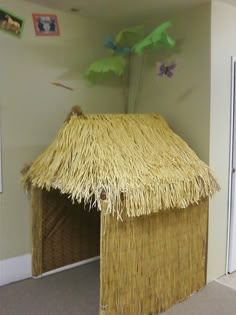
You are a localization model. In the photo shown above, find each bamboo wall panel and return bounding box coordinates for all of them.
[31,187,43,277]
[100,201,208,315]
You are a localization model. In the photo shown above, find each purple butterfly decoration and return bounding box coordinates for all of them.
[157,63,176,78]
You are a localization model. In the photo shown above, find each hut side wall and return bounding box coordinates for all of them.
[31,188,100,276]
[100,201,208,315]
[31,187,43,276]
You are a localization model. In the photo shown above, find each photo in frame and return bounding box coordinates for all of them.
[32,14,60,36]
[0,8,24,38]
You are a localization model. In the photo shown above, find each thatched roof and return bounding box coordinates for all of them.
[22,111,219,218]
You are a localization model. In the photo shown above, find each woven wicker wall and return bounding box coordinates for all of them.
[100,200,208,315]
[31,188,100,276]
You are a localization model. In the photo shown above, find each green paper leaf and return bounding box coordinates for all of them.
[132,21,176,55]
[115,25,145,48]
[85,56,127,84]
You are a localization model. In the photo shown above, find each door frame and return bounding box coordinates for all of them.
[227,56,236,274]
[0,100,2,193]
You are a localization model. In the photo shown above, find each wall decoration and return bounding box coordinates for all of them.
[85,22,175,85]
[32,14,60,36]
[85,56,127,84]
[157,62,177,78]
[85,25,145,85]
[51,82,74,91]
[84,22,176,113]
[0,8,24,38]
[132,22,175,55]
[104,36,131,55]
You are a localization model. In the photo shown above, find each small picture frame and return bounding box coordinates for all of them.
[32,14,60,36]
[0,8,24,38]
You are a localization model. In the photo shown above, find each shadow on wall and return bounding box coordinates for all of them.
[58,70,123,87]
[22,38,107,79]
[22,40,123,86]
[176,85,196,102]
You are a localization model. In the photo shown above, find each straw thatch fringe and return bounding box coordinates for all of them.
[22,114,219,219]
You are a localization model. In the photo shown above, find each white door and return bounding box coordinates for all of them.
[228,57,236,273]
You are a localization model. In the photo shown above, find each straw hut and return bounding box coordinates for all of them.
[22,107,219,315]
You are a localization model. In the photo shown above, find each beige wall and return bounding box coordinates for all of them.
[129,4,211,163]
[0,0,123,260]
[207,0,236,281]
[129,4,231,281]
[130,1,235,282]
[0,0,232,283]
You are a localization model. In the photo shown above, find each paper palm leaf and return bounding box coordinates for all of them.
[85,56,127,84]
[132,21,176,55]
[104,36,131,55]
[115,25,145,48]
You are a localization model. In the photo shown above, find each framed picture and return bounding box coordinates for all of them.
[0,8,24,38]
[32,14,60,36]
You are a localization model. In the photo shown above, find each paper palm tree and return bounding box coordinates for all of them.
[85,22,175,84]
[85,25,145,84]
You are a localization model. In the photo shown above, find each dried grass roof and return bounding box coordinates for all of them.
[22,112,219,218]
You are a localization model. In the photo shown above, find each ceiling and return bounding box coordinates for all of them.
[25,0,211,23]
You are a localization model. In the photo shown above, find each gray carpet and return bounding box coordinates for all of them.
[164,282,236,315]
[1,262,236,315]
[0,262,99,315]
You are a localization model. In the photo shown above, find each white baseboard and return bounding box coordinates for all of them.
[0,254,32,287]
[0,254,100,285]
[216,278,236,291]
[35,256,100,279]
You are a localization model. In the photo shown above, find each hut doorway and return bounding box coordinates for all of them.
[31,188,100,277]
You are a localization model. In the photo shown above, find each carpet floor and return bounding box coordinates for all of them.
[0,262,99,315]
[1,262,236,315]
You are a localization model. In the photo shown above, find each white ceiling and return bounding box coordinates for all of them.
[25,0,211,23]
